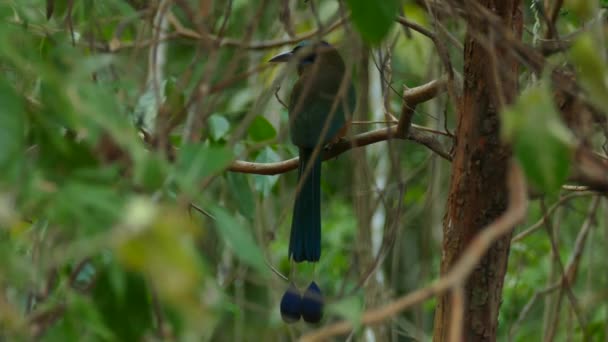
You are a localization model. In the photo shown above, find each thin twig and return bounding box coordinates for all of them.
[509,282,561,340]
[512,192,596,242]
[540,199,589,340]
[510,197,599,339]
[396,16,436,41]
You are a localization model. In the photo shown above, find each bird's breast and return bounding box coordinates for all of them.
[288,89,348,148]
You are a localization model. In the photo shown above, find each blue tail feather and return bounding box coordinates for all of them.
[289,148,321,262]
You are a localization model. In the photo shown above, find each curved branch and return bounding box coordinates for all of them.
[228,125,450,175]
[397,76,447,136]
[229,77,450,175]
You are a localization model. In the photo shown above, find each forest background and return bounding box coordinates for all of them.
[1,0,608,341]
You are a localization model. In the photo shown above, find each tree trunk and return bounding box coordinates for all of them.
[433,1,522,341]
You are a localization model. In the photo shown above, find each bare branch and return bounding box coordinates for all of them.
[397,76,447,137]
[396,16,436,41]
[229,77,450,175]
[229,125,450,175]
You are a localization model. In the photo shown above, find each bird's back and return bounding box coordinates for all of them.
[288,64,355,148]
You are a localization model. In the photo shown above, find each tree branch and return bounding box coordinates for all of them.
[229,125,450,175]
[229,77,450,175]
[397,76,447,137]
[396,16,436,41]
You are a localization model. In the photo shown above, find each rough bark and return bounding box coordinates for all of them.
[433,1,522,341]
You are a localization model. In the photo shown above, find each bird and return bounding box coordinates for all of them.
[269,40,356,263]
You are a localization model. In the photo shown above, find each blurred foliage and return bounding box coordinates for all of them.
[345,0,399,44]
[502,82,573,193]
[0,0,606,341]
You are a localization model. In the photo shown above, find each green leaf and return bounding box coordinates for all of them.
[253,147,280,196]
[50,182,125,233]
[74,82,143,157]
[44,293,114,341]
[164,77,187,129]
[132,80,165,133]
[92,269,153,341]
[175,144,233,194]
[209,206,269,277]
[248,116,276,142]
[345,0,399,44]
[133,152,169,192]
[501,82,573,193]
[569,33,608,111]
[209,114,231,141]
[226,173,255,219]
[0,77,24,168]
[46,0,70,21]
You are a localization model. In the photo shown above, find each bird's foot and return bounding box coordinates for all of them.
[301,281,324,324]
[280,282,302,323]
[280,281,324,324]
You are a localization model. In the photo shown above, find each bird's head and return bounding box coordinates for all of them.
[269,40,345,76]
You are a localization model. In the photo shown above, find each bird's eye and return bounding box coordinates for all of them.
[292,45,316,65]
[300,54,316,65]
[291,41,331,66]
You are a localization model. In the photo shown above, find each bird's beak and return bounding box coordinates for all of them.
[269,51,293,63]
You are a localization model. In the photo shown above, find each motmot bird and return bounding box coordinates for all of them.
[270,41,356,263]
